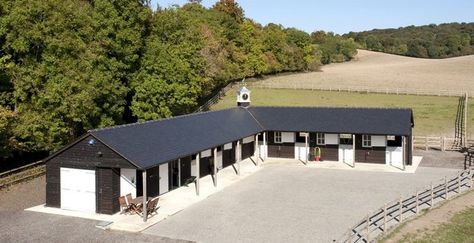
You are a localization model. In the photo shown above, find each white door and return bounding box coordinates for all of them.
[159,163,169,194]
[338,145,354,164]
[60,168,96,213]
[386,146,403,167]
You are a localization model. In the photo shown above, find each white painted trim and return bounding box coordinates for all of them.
[372,135,387,147]
[120,168,136,198]
[281,132,295,143]
[325,134,339,145]
[224,143,232,150]
[242,136,254,144]
[201,149,212,158]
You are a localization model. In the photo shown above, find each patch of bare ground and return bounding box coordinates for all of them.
[257,50,474,92]
[0,175,45,211]
[383,189,474,243]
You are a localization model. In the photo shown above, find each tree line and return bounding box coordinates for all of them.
[0,0,357,160]
[345,22,474,58]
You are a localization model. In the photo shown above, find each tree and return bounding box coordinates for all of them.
[2,0,128,151]
[0,106,16,157]
[131,7,208,120]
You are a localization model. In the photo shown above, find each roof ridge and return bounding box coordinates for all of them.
[250,105,412,110]
[89,107,240,133]
[244,107,265,130]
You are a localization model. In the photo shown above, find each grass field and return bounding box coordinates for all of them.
[256,50,474,93]
[211,88,474,137]
[397,207,474,243]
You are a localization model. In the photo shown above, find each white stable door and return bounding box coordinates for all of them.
[159,163,169,194]
[60,168,96,213]
[338,145,354,165]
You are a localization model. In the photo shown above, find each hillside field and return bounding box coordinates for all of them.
[253,50,474,93]
[211,88,474,137]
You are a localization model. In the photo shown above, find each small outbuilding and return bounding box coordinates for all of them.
[44,87,414,217]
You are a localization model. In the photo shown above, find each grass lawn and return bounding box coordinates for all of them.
[385,207,474,243]
[211,88,474,136]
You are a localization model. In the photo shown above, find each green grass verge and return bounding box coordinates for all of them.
[385,207,474,243]
[211,88,474,136]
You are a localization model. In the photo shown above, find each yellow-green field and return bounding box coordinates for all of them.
[211,88,474,137]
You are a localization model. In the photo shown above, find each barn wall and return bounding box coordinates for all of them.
[267,131,295,158]
[96,167,120,214]
[354,135,386,164]
[46,135,135,212]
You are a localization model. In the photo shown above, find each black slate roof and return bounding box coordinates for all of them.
[91,108,262,169]
[248,106,413,136]
[76,106,413,169]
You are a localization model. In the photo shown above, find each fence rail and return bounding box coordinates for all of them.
[248,82,474,97]
[338,168,474,243]
[195,81,237,112]
[412,136,474,151]
[0,160,46,189]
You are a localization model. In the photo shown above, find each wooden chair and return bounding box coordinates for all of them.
[146,197,160,217]
[125,193,133,205]
[118,196,129,214]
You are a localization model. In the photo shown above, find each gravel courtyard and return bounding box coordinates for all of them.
[144,161,461,243]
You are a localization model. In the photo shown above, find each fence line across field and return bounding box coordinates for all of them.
[412,135,474,151]
[338,168,474,243]
[248,82,474,97]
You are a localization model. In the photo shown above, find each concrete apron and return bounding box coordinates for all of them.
[25,157,263,232]
[265,156,422,173]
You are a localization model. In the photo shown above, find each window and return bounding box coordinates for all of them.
[274,132,282,143]
[362,135,372,147]
[387,135,396,141]
[316,133,325,145]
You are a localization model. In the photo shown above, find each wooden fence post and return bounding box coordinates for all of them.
[442,136,446,151]
[430,182,434,207]
[416,190,419,214]
[399,197,403,223]
[471,170,474,189]
[366,213,370,242]
[383,203,387,233]
[458,174,461,193]
[445,177,448,200]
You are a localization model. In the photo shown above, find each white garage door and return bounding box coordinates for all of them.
[60,168,96,213]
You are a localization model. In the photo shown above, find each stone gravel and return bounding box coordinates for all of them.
[144,162,460,243]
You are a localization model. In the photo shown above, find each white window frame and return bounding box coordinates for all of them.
[362,135,372,147]
[387,135,396,141]
[274,132,282,143]
[316,133,325,145]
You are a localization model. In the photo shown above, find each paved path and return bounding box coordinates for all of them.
[143,161,460,243]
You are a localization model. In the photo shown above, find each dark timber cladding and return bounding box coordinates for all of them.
[309,133,338,161]
[267,132,295,158]
[96,167,120,214]
[354,135,385,164]
[241,141,255,160]
[45,135,135,209]
[222,142,236,168]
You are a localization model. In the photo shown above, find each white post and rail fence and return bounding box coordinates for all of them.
[412,136,474,151]
[337,168,474,243]
[247,82,474,98]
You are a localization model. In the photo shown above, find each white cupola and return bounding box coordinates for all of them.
[236,86,251,107]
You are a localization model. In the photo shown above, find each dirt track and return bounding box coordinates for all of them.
[257,50,474,92]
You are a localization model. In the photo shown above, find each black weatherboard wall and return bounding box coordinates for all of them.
[309,133,338,161]
[267,132,295,158]
[45,135,135,214]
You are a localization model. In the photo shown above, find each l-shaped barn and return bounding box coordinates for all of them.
[44,88,414,219]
